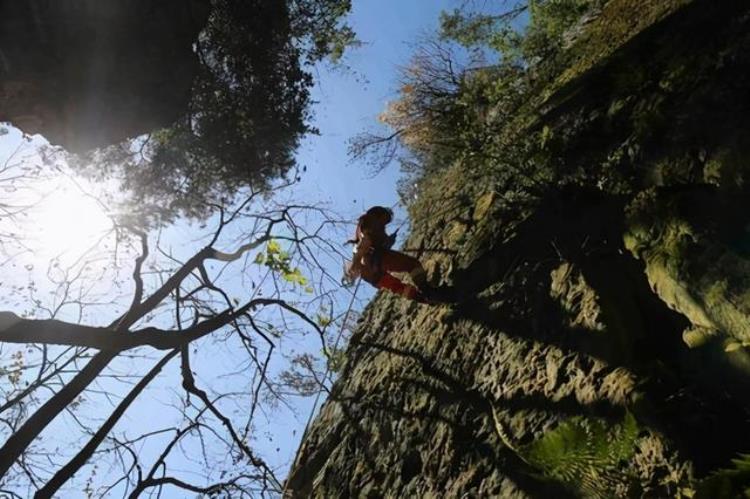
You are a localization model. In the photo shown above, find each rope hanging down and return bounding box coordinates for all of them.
[306,277,360,437]
[285,277,361,491]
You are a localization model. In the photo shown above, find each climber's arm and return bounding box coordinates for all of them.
[346,233,373,278]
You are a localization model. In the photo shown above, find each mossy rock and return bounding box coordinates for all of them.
[473,191,496,222]
[545,0,694,102]
[625,188,750,343]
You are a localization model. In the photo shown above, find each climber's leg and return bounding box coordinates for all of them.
[380,249,420,272]
[375,273,422,301]
[380,250,427,289]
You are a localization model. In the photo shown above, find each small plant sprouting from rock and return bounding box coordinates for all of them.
[521,412,640,498]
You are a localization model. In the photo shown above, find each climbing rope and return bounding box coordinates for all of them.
[308,277,360,433]
[285,277,361,491]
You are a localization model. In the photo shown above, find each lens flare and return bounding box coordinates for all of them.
[29,179,113,259]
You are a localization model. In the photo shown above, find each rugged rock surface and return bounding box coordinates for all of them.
[287,0,750,497]
[0,0,209,153]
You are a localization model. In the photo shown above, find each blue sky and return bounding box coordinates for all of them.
[296,0,463,218]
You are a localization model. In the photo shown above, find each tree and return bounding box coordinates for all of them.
[348,36,529,202]
[350,0,603,204]
[439,0,601,66]
[73,0,355,223]
[0,143,357,496]
[0,2,362,495]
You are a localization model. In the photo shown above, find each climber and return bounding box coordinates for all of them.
[344,206,431,303]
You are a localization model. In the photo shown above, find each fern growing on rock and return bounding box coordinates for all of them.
[694,453,750,499]
[521,412,640,497]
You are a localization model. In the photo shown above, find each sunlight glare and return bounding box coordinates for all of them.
[29,178,113,259]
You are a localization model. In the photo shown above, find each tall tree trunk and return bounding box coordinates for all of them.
[0,350,116,478]
[35,350,178,498]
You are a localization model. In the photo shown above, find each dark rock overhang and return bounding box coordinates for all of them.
[0,0,210,153]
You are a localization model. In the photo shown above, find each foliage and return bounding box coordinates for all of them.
[255,239,312,291]
[521,412,641,497]
[77,0,355,222]
[694,454,750,499]
[440,0,601,64]
[376,41,468,172]
[279,353,325,397]
[289,0,357,63]
[352,0,604,205]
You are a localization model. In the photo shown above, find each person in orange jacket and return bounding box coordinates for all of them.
[344,206,430,302]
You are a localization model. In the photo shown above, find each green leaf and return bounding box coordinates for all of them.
[521,412,641,497]
[281,267,308,287]
[540,125,552,148]
[695,454,750,498]
[316,314,332,327]
[267,240,281,254]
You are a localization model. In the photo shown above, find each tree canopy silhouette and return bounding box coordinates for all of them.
[77,0,354,222]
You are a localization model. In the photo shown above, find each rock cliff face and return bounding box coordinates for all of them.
[0,0,209,153]
[287,0,750,497]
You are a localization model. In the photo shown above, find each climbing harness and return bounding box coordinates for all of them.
[342,213,408,285]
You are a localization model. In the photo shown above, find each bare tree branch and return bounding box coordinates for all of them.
[35,349,178,498]
[179,345,282,492]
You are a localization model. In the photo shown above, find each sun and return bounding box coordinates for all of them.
[28,177,114,260]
